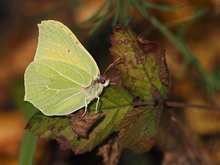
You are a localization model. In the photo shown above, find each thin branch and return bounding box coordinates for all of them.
[133,100,220,111]
[165,101,220,111]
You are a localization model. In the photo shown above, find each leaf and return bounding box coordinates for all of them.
[118,106,161,153]
[110,25,170,102]
[26,112,75,150]
[110,25,170,153]
[97,136,121,165]
[26,85,133,154]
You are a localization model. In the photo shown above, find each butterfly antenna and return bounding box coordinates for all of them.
[111,76,121,81]
[103,58,122,76]
[109,75,123,85]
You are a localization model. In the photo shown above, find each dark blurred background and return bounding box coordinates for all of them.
[0,0,219,164]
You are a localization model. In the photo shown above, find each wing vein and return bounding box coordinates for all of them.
[38,61,89,87]
[48,91,82,111]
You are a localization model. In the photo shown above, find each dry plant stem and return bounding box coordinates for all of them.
[133,100,220,111]
[168,109,213,165]
[165,101,220,111]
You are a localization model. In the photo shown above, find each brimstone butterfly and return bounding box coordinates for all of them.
[24,20,109,116]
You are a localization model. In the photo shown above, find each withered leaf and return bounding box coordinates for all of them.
[68,110,103,138]
[118,107,159,153]
[98,136,122,165]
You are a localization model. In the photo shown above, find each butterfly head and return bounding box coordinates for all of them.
[97,76,110,87]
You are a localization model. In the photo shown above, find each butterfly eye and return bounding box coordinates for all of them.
[97,76,106,84]
[100,79,106,84]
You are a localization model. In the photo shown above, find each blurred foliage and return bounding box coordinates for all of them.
[85,0,184,33]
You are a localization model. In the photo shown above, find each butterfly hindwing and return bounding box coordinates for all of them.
[24,60,92,115]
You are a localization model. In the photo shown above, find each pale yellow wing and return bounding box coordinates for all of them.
[24,59,92,116]
[35,20,100,78]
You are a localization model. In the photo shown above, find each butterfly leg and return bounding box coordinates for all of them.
[83,95,100,115]
[82,97,89,116]
[95,96,100,113]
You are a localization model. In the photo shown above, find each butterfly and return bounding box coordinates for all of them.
[24,20,109,116]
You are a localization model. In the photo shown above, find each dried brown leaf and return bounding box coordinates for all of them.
[98,137,122,165]
[68,110,103,138]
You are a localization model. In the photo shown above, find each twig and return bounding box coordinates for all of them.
[133,100,220,111]
[165,101,220,111]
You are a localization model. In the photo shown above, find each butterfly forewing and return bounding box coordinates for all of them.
[35,20,100,79]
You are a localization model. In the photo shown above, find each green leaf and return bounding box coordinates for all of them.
[27,85,133,154]
[118,106,161,153]
[110,26,170,102]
